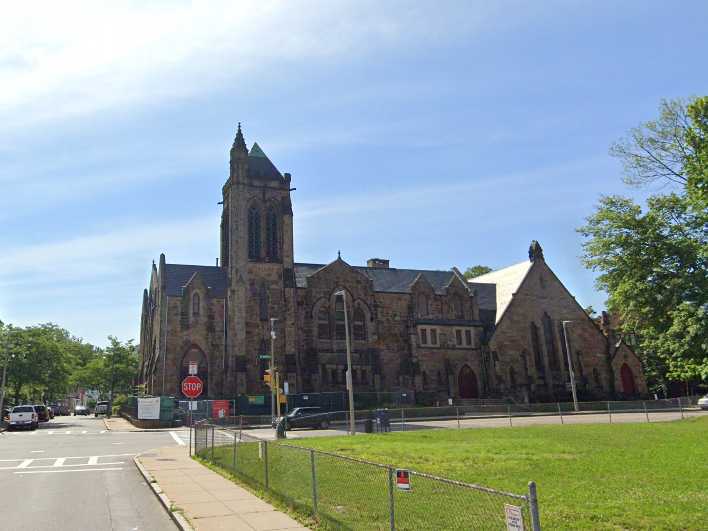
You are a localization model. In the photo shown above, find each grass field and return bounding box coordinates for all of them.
[203,416,708,530]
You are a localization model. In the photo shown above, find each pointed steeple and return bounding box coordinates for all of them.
[233,122,247,152]
[230,122,248,178]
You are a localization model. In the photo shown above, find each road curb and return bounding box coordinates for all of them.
[133,453,195,531]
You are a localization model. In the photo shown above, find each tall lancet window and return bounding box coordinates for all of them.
[266,207,278,260]
[248,206,261,260]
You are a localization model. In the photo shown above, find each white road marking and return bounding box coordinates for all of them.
[100,430,107,434]
[53,458,66,467]
[169,431,186,446]
[111,442,124,445]
[17,460,32,469]
[30,450,45,453]
[81,430,87,434]
[15,467,123,475]
[88,456,98,465]
[47,431,54,435]
[64,431,71,435]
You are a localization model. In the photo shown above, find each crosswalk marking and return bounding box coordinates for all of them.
[15,467,123,475]
[17,460,32,469]
[0,454,135,473]
[53,458,66,467]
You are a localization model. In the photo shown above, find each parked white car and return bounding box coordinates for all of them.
[698,394,708,410]
[9,405,38,430]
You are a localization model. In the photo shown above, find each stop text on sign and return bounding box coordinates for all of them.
[182,376,204,398]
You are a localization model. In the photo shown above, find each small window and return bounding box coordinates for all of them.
[353,306,366,341]
[192,293,200,316]
[455,329,463,346]
[422,371,429,388]
[420,328,428,345]
[330,368,337,384]
[430,328,438,346]
[317,304,330,340]
[361,368,367,384]
[465,329,472,346]
[417,294,428,317]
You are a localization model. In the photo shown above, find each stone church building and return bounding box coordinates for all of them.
[138,126,646,402]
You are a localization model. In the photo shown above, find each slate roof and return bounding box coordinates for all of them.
[163,264,228,298]
[248,142,282,181]
[466,260,533,325]
[293,263,462,294]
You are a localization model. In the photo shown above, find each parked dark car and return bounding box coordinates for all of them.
[282,407,331,430]
[34,404,51,422]
[94,401,109,416]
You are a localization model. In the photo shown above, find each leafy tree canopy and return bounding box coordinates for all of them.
[579,96,708,385]
[463,265,493,279]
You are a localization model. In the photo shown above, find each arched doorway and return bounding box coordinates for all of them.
[458,365,479,399]
[620,363,636,395]
[181,346,209,397]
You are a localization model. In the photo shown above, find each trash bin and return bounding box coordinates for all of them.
[364,418,373,433]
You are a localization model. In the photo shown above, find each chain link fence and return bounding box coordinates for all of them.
[193,422,540,530]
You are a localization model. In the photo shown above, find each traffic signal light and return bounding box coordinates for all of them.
[263,369,272,387]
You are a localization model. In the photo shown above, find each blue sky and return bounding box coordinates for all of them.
[1,1,706,347]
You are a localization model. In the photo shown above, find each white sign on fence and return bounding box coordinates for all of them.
[137,397,160,420]
[188,361,198,375]
[504,504,524,531]
[188,401,198,411]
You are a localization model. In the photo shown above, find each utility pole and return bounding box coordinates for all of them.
[270,318,278,423]
[562,320,579,412]
[335,290,356,435]
[108,345,117,419]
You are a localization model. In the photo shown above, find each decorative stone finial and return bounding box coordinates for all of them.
[528,240,544,262]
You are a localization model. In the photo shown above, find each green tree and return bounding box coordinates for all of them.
[463,265,493,279]
[579,96,708,387]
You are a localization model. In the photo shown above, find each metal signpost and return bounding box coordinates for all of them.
[269,318,278,425]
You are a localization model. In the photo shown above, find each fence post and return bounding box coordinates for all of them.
[528,481,541,531]
[310,450,318,517]
[232,429,237,471]
[264,441,269,489]
[189,421,193,456]
[678,397,684,419]
[456,407,460,429]
[557,403,563,425]
[643,401,650,423]
[388,467,396,531]
[210,425,215,461]
[507,405,513,427]
[401,408,406,432]
[607,401,612,424]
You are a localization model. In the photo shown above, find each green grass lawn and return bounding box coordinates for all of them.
[203,416,708,530]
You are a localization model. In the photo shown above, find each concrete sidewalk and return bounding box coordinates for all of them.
[136,446,309,531]
[104,416,146,431]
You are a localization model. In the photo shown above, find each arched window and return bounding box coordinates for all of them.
[335,294,346,340]
[542,313,559,370]
[449,295,464,319]
[248,206,261,260]
[530,322,545,375]
[417,294,428,317]
[353,306,366,341]
[259,283,268,322]
[265,207,278,260]
[317,304,330,340]
[192,293,200,316]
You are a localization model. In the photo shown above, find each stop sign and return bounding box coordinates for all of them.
[181,375,203,399]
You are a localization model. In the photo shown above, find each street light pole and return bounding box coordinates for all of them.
[108,345,116,419]
[335,290,356,435]
[562,320,579,412]
[270,318,278,424]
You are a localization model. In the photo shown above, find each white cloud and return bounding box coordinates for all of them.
[0,1,505,129]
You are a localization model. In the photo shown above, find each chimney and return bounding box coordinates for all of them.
[367,258,390,269]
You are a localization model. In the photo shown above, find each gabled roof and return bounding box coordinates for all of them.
[248,142,282,180]
[467,260,533,324]
[163,264,227,298]
[293,262,463,294]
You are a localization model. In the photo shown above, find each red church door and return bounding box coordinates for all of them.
[458,365,479,399]
[620,363,636,395]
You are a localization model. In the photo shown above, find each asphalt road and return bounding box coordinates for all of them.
[0,415,188,531]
